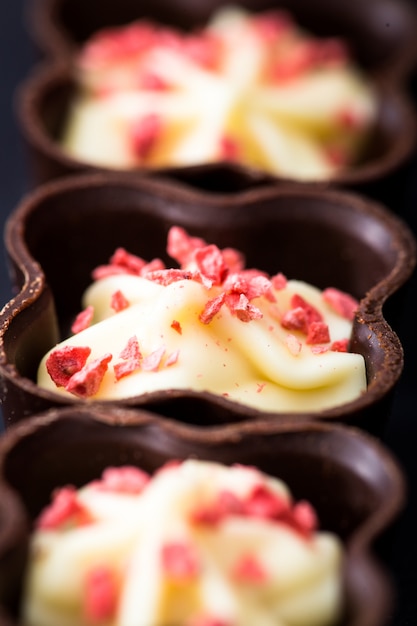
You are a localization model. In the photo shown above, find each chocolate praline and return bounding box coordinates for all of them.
[18,0,417,193]
[0,174,415,430]
[0,406,407,626]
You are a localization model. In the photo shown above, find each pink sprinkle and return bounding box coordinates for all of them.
[46,345,92,388]
[194,244,228,285]
[166,349,180,366]
[71,305,94,334]
[36,486,92,530]
[119,336,142,362]
[331,338,349,352]
[65,353,113,398]
[231,554,268,584]
[271,272,287,290]
[111,290,130,312]
[306,321,330,345]
[130,113,162,159]
[171,320,182,334]
[142,345,166,371]
[219,135,240,160]
[98,466,150,494]
[161,541,200,580]
[286,334,302,356]
[199,292,226,324]
[84,566,118,623]
[322,287,359,321]
[167,226,206,266]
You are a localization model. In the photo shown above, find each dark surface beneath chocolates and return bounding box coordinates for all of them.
[1,1,417,624]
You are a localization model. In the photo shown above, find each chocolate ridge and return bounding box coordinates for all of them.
[0,173,415,428]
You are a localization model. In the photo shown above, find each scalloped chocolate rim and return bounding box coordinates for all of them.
[16,58,417,190]
[28,0,417,82]
[0,408,407,626]
[0,173,415,426]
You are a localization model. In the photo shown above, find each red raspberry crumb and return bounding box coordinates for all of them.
[191,490,244,526]
[289,501,318,536]
[187,616,232,626]
[281,306,308,333]
[114,359,140,380]
[167,226,206,266]
[36,486,92,530]
[322,287,359,321]
[231,554,268,584]
[171,320,182,334]
[244,485,290,520]
[194,244,228,285]
[139,72,170,91]
[71,305,94,334]
[331,338,349,352]
[306,321,330,345]
[46,345,92,387]
[119,336,142,362]
[65,353,113,398]
[291,294,323,325]
[98,466,150,494]
[226,293,263,322]
[161,541,200,580]
[166,349,180,366]
[110,248,147,274]
[286,334,302,356]
[142,345,166,371]
[271,272,287,290]
[131,113,163,160]
[219,135,240,161]
[199,292,226,324]
[111,290,130,312]
[84,565,118,623]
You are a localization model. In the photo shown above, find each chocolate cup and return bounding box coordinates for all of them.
[16,61,417,195]
[0,173,415,429]
[28,0,417,82]
[19,0,417,192]
[0,407,406,626]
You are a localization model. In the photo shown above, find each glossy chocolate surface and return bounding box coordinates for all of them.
[0,175,415,428]
[0,408,407,626]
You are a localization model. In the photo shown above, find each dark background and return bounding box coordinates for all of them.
[1,1,417,624]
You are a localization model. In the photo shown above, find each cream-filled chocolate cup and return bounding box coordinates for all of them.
[0,407,407,626]
[0,174,414,429]
[18,0,417,190]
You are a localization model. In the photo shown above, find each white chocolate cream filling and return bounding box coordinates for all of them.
[61,6,377,181]
[37,227,366,412]
[23,460,344,626]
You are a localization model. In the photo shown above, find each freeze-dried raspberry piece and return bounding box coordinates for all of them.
[281,306,308,333]
[97,466,150,494]
[291,294,323,325]
[244,484,290,520]
[219,135,240,160]
[114,359,140,381]
[271,272,287,290]
[66,353,112,398]
[306,321,330,345]
[191,490,245,526]
[161,541,200,580]
[111,290,130,312]
[226,293,263,322]
[131,113,163,159]
[36,486,92,530]
[171,320,182,334]
[166,349,180,366]
[288,501,318,536]
[199,292,226,324]
[142,345,166,371]
[139,71,170,91]
[84,566,118,623]
[322,287,359,321]
[221,247,245,273]
[187,617,232,626]
[71,306,94,334]
[286,334,302,356]
[231,554,268,583]
[331,338,349,353]
[194,244,228,285]
[139,258,165,276]
[119,336,142,362]
[46,345,92,388]
[167,226,206,266]
[145,268,195,285]
[110,248,147,274]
